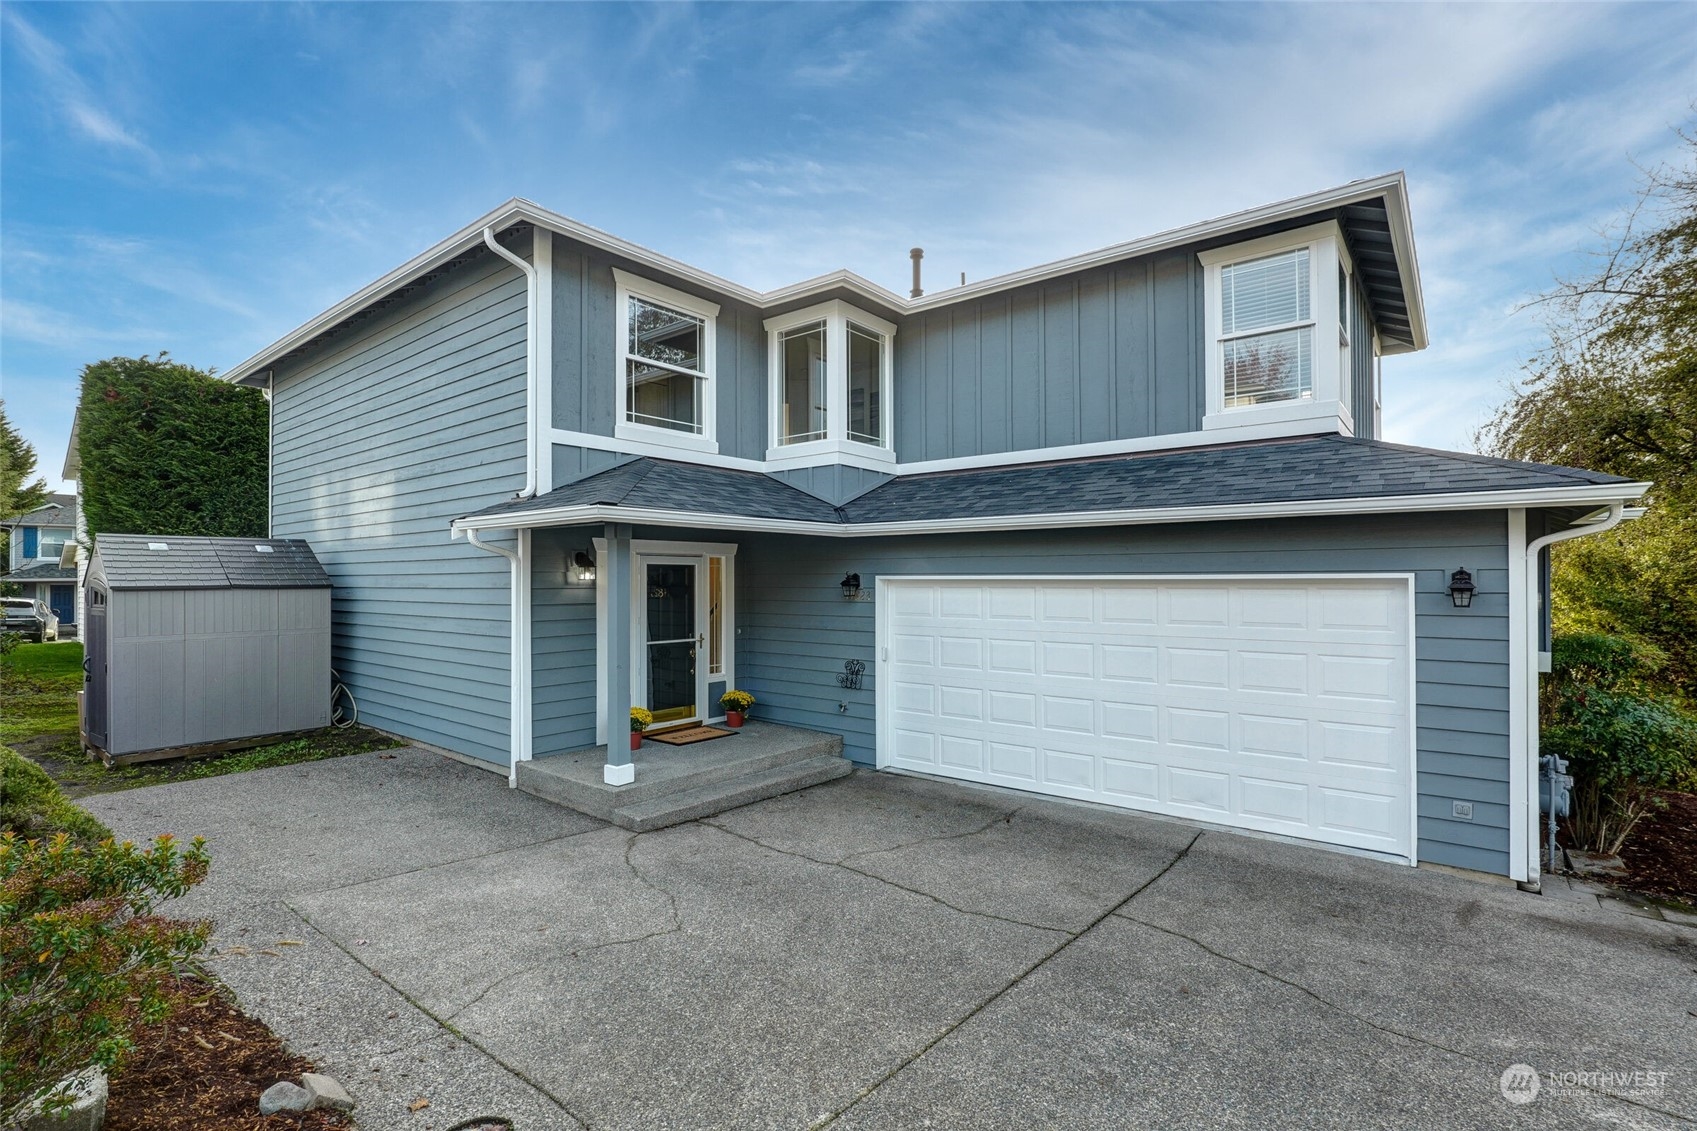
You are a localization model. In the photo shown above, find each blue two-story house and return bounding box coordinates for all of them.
[4,493,79,630]
[225,173,1646,887]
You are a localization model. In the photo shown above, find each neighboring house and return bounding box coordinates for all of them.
[223,173,1647,887]
[2,493,79,632]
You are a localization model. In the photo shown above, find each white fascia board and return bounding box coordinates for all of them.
[450,480,1650,537]
[224,174,1427,387]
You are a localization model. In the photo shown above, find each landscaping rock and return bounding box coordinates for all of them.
[300,1072,356,1112]
[257,1080,312,1115]
[1568,850,1628,878]
[10,1067,107,1131]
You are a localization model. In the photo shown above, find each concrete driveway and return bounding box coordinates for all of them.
[86,748,1694,1131]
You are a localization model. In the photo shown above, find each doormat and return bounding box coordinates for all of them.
[646,725,736,746]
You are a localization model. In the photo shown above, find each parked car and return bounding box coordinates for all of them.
[1,597,58,643]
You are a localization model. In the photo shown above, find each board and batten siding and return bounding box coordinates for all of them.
[717,511,1512,875]
[270,238,530,765]
[893,253,1203,464]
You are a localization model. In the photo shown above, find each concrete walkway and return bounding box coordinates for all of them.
[86,748,1694,1130]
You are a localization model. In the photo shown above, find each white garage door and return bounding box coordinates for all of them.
[878,577,1415,860]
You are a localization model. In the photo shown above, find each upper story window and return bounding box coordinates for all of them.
[613,269,720,453]
[1199,221,1362,435]
[764,300,895,464]
[1218,246,1313,407]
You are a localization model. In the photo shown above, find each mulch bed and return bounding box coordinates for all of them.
[1616,789,1697,907]
[105,975,351,1131]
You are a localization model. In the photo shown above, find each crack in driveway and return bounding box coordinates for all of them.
[700,817,1069,934]
[1117,912,1697,1125]
[807,828,1204,1130]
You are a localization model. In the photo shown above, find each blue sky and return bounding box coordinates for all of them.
[3,2,1693,491]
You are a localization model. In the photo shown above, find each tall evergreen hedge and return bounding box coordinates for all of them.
[77,355,268,539]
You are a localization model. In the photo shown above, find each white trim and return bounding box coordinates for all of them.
[1517,502,1628,887]
[221,173,1425,387]
[874,572,1420,866]
[612,268,719,454]
[1507,509,1528,883]
[481,228,540,498]
[554,428,763,471]
[765,298,896,457]
[1201,222,1349,436]
[534,230,554,494]
[454,482,1652,538]
[605,761,636,786]
[593,537,738,743]
[465,528,531,787]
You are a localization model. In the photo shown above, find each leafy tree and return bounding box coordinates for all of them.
[1479,128,1697,696]
[76,355,268,539]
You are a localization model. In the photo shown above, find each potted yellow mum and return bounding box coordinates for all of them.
[720,690,755,727]
[629,706,653,750]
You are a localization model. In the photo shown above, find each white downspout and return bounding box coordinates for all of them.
[1519,502,1626,887]
[482,227,538,500]
[467,528,531,787]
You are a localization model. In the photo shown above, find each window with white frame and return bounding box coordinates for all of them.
[1219,246,1313,407]
[613,269,719,448]
[1199,222,1356,434]
[765,300,895,458]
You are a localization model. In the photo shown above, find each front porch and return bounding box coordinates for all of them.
[516,720,850,831]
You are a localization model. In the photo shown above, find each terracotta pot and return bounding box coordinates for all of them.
[726,710,745,728]
[630,732,643,751]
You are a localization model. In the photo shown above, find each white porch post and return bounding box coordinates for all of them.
[603,523,635,785]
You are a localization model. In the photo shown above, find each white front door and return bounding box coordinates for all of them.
[877,576,1416,861]
[636,554,707,726]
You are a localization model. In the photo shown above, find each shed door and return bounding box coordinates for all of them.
[83,588,108,748]
[878,577,1415,861]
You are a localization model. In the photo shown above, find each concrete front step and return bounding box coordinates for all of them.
[515,721,848,825]
[610,754,853,832]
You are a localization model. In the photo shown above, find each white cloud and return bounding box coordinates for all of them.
[1,9,157,163]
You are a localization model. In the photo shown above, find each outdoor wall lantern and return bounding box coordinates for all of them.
[840,572,862,599]
[573,550,597,583]
[1447,567,1477,609]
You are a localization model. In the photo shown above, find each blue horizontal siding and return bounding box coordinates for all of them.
[270,237,530,766]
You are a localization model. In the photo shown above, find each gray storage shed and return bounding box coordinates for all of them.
[82,535,332,761]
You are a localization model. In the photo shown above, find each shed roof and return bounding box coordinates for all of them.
[92,535,330,590]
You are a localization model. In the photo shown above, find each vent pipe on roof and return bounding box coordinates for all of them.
[909,248,924,298]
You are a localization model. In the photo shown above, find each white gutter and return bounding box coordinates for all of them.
[466,528,532,787]
[481,227,539,499]
[222,172,1425,386]
[450,482,1652,538]
[1514,501,1628,887]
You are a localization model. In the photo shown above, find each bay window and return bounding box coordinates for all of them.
[1199,222,1358,435]
[764,300,895,462]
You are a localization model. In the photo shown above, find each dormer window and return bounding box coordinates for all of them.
[765,301,896,465]
[613,269,720,454]
[1199,221,1358,436]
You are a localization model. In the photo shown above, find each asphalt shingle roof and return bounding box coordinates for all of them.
[0,563,77,583]
[11,494,77,528]
[458,434,1637,529]
[93,535,330,590]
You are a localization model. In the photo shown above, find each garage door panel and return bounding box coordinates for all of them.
[882,577,1414,861]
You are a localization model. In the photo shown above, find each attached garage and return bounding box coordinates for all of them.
[877,576,1416,862]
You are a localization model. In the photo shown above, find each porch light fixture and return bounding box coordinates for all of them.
[572,550,596,583]
[840,572,861,599]
[1447,567,1476,609]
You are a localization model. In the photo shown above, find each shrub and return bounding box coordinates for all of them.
[0,632,20,658]
[0,747,111,844]
[0,831,210,1119]
[1541,633,1697,854]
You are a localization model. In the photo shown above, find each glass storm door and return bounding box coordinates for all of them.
[641,559,702,725]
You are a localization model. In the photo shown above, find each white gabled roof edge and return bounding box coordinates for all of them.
[449,480,1648,538]
[225,173,1425,386]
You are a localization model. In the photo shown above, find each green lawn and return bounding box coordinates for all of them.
[1,640,400,798]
